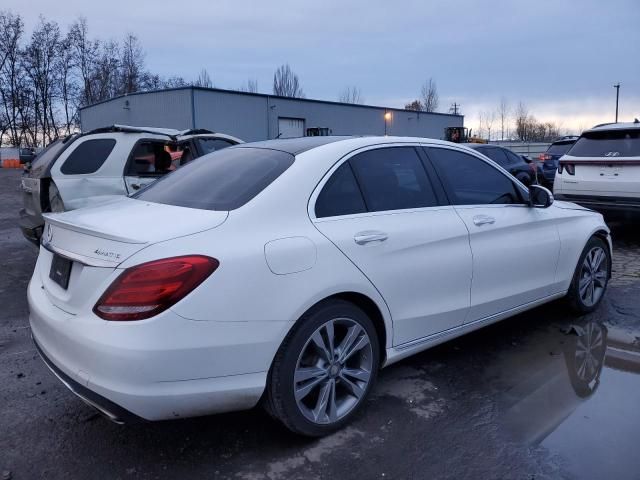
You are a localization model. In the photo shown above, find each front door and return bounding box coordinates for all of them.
[426,146,561,321]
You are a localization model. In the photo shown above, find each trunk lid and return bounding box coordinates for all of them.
[559,157,640,196]
[39,197,228,314]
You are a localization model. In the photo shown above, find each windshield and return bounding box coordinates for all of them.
[134,147,294,211]
[546,141,575,155]
[568,130,640,157]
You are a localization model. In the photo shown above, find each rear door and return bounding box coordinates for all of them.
[426,146,561,321]
[311,145,472,346]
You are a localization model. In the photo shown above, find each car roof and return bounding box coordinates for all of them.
[463,143,493,149]
[233,136,463,156]
[586,121,640,133]
[233,136,357,155]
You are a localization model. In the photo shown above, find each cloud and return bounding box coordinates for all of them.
[5,0,639,130]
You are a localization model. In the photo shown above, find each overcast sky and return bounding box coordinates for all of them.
[5,0,640,134]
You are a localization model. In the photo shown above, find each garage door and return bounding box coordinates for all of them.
[278,118,305,138]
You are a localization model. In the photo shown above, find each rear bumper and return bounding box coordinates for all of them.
[554,194,640,213]
[19,208,43,245]
[28,271,282,422]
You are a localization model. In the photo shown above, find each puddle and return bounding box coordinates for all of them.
[488,320,640,480]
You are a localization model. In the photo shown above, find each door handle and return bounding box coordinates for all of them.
[354,231,388,245]
[472,215,496,226]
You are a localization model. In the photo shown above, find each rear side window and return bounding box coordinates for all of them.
[569,130,640,157]
[29,138,72,176]
[60,139,116,175]
[350,147,438,212]
[547,141,575,155]
[477,147,509,167]
[135,147,293,211]
[428,148,522,205]
[315,162,366,218]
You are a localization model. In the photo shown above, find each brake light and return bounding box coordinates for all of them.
[558,163,575,175]
[94,255,219,321]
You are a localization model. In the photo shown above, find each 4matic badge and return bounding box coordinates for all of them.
[93,249,122,260]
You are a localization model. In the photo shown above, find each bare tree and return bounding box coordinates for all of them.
[163,76,187,88]
[498,97,509,140]
[194,68,213,88]
[120,34,145,94]
[338,86,363,104]
[273,64,304,98]
[68,18,99,106]
[238,78,258,93]
[514,102,529,141]
[404,99,423,111]
[484,110,495,141]
[0,11,25,146]
[421,78,439,113]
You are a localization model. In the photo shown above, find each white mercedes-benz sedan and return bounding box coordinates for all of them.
[29,136,612,436]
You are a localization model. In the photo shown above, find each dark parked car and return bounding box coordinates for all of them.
[538,136,579,186]
[19,147,35,164]
[465,144,537,186]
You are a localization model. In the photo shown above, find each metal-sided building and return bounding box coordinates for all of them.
[79,86,463,141]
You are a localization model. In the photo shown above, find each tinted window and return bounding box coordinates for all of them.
[547,141,575,155]
[428,148,523,205]
[126,141,174,176]
[504,149,524,165]
[350,147,438,212]
[30,138,72,177]
[568,130,640,157]
[135,147,293,211]
[477,147,509,167]
[196,138,235,155]
[315,162,366,218]
[60,139,116,175]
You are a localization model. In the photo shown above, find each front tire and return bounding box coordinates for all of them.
[265,299,380,436]
[566,236,611,313]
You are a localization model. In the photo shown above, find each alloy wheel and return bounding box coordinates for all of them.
[578,246,608,307]
[293,317,373,425]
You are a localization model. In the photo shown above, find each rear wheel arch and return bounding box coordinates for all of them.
[281,292,390,368]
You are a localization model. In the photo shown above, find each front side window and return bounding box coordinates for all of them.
[349,147,438,212]
[428,148,523,205]
[60,138,116,175]
[315,162,366,218]
[135,147,293,211]
[568,130,640,157]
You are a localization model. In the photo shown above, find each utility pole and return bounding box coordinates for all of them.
[449,102,460,115]
[614,83,620,123]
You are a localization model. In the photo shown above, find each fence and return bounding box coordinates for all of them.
[490,141,551,159]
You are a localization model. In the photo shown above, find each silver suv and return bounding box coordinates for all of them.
[19,125,242,244]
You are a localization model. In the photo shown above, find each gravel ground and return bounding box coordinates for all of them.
[1,168,639,480]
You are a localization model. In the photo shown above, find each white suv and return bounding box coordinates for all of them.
[19,125,242,244]
[554,121,640,215]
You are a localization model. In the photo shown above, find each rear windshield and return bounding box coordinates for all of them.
[568,130,640,157]
[134,147,294,211]
[546,141,575,155]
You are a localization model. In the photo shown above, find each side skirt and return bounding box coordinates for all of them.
[383,292,567,367]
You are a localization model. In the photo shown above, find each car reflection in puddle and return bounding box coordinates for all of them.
[489,319,640,480]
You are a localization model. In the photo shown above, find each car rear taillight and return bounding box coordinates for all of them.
[558,163,575,175]
[94,255,219,321]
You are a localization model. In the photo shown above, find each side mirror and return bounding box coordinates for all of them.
[528,185,554,208]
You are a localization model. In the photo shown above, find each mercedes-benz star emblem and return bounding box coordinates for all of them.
[45,224,53,243]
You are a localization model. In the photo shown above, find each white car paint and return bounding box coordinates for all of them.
[554,121,640,213]
[28,136,610,423]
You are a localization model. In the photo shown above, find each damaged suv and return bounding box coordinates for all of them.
[19,125,242,244]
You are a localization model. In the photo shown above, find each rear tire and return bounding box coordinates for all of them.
[265,299,380,436]
[566,236,611,314]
